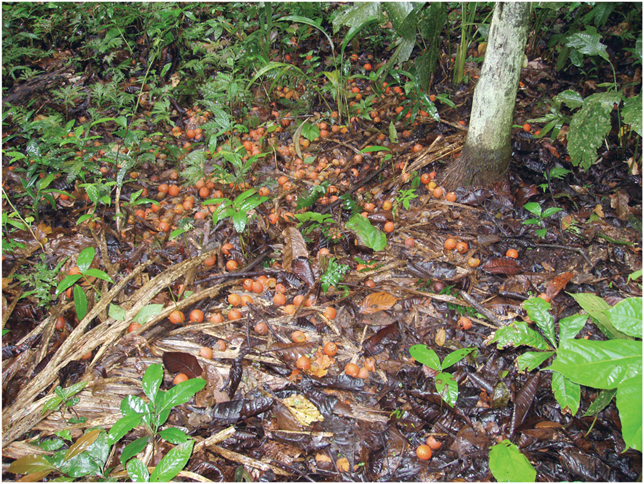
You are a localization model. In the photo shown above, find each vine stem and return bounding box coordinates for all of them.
[2,187,45,252]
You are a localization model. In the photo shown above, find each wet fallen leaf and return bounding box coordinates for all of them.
[282,227,308,272]
[359,291,398,314]
[481,258,522,275]
[546,272,574,300]
[281,394,323,426]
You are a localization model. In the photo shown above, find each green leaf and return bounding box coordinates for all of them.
[280,15,334,53]
[43,396,64,414]
[488,321,552,350]
[583,388,617,417]
[516,351,555,372]
[56,274,83,296]
[542,207,563,218]
[142,364,164,406]
[571,292,632,340]
[558,314,588,342]
[121,395,150,417]
[522,202,542,217]
[388,120,397,143]
[345,214,387,251]
[158,428,189,444]
[548,339,642,389]
[489,439,536,482]
[133,304,164,324]
[108,303,126,321]
[108,414,142,446]
[565,28,609,61]
[8,454,55,475]
[442,347,476,370]
[568,91,623,170]
[332,2,381,33]
[82,268,113,283]
[150,440,194,482]
[523,297,557,348]
[360,145,390,154]
[38,438,65,451]
[604,297,642,339]
[231,210,248,233]
[300,122,320,142]
[74,285,87,321]
[127,458,150,482]
[121,437,150,467]
[65,429,101,462]
[622,94,643,137]
[409,344,441,371]
[76,247,95,273]
[551,372,580,415]
[554,90,584,110]
[156,379,207,416]
[434,371,458,407]
[616,376,642,452]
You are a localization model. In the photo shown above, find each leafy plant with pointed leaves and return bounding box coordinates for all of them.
[409,345,477,407]
[320,257,350,294]
[204,188,269,234]
[489,439,536,482]
[521,201,563,238]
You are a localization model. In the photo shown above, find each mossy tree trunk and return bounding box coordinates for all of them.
[442,2,531,190]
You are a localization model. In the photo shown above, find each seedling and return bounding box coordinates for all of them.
[409,345,477,407]
[521,202,562,238]
[320,256,350,294]
[205,188,269,233]
[42,381,89,424]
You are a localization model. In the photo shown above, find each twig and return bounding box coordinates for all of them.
[458,290,504,328]
[534,243,592,266]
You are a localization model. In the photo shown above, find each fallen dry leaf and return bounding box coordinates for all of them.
[359,291,399,314]
[546,272,574,300]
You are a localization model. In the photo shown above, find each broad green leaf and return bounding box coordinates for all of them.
[158,428,189,444]
[231,209,248,233]
[345,214,387,251]
[409,344,441,371]
[583,388,617,417]
[565,29,609,61]
[280,15,334,53]
[38,173,56,191]
[155,408,172,428]
[571,292,632,340]
[442,347,476,370]
[82,268,113,283]
[156,379,207,415]
[142,363,164,406]
[120,437,150,467]
[43,396,64,414]
[76,247,95,273]
[56,274,82,295]
[73,285,87,321]
[127,458,150,482]
[552,372,580,415]
[60,381,88,400]
[542,207,563,218]
[300,122,320,143]
[238,195,269,213]
[622,94,642,137]
[554,90,584,109]
[604,297,642,339]
[109,303,127,321]
[65,429,101,462]
[360,145,390,154]
[150,440,194,482]
[616,376,642,452]
[332,2,381,33]
[434,371,458,407]
[60,451,101,478]
[558,314,588,342]
[133,304,164,325]
[83,431,110,471]
[489,439,536,482]
[516,351,555,372]
[121,395,150,417]
[488,321,552,351]
[523,297,557,348]
[108,414,142,446]
[8,455,55,475]
[38,438,65,451]
[568,91,623,170]
[548,339,642,389]
[522,202,542,217]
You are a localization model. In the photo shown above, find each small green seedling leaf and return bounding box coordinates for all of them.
[73,285,87,321]
[120,437,150,467]
[127,458,150,482]
[434,371,458,407]
[345,214,387,251]
[523,297,557,348]
[409,344,441,371]
[442,347,476,370]
[150,440,194,482]
[142,363,164,406]
[551,372,580,416]
[76,247,95,273]
[489,439,536,482]
[158,428,189,444]
[516,351,555,372]
[109,304,127,321]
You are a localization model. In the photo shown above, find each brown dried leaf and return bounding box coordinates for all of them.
[359,291,399,314]
[610,191,630,220]
[282,227,309,272]
[272,342,316,363]
[162,351,203,379]
[481,258,522,275]
[546,272,574,300]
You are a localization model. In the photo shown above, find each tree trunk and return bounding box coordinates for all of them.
[442,2,531,190]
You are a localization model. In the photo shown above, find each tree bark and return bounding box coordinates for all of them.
[442,2,531,190]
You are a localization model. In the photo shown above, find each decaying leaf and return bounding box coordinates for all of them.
[163,351,203,379]
[481,258,522,275]
[359,291,399,314]
[291,257,316,288]
[546,272,574,300]
[309,347,334,377]
[282,227,309,272]
[282,394,324,426]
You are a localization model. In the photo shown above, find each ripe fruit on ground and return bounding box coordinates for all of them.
[426,436,442,450]
[324,342,338,357]
[254,321,268,335]
[158,183,169,194]
[210,313,224,324]
[128,322,141,333]
[357,367,369,379]
[204,255,217,266]
[296,355,311,370]
[420,173,432,184]
[364,63,372,71]
[240,295,253,307]
[198,187,209,198]
[56,317,66,331]
[444,238,457,250]
[433,187,443,198]
[228,309,242,321]
[278,175,289,186]
[506,248,519,259]
[69,266,82,276]
[323,307,337,320]
[364,357,375,372]
[158,222,171,232]
[522,123,531,132]
[200,347,213,359]
[226,260,238,271]
[446,192,457,202]
[405,238,415,248]
[168,185,180,196]
[468,257,481,268]
[457,316,472,330]
[173,373,189,384]
[258,186,270,197]
[252,281,264,293]
[538,293,551,302]
[215,340,227,351]
[291,330,307,343]
[284,304,296,315]
[169,310,185,324]
[416,444,432,460]
[228,294,242,307]
[221,243,234,255]
[456,242,468,254]
[189,309,204,323]
[273,293,287,306]
[243,278,254,291]
[345,363,360,377]
[384,221,395,233]
[413,144,423,153]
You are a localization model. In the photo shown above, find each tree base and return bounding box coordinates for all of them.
[441,142,511,190]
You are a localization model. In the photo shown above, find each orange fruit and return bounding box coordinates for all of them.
[222,243,234,255]
[467,257,481,268]
[384,221,395,233]
[254,322,268,335]
[243,278,254,291]
[273,293,287,305]
[173,373,189,384]
[416,444,432,460]
[456,242,468,254]
[405,238,415,248]
[169,310,185,324]
[522,123,531,132]
[291,330,306,343]
[323,307,337,320]
[426,436,442,450]
[240,295,253,307]
[446,192,457,202]
[357,367,369,379]
[204,255,217,266]
[189,309,204,323]
[506,249,519,259]
[226,260,238,271]
[444,238,457,250]
[252,281,264,293]
[457,316,472,330]
[345,363,360,377]
[56,317,66,331]
[168,185,180,196]
[296,355,311,370]
[228,309,242,321]
[364,63,372,71]
[433,187,443,199]
[158,184,169,194]
[324,342,338,357]
[128,322,141,333]
[200,347,213,359]
[228,294,242,307]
